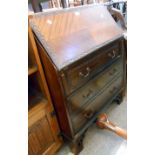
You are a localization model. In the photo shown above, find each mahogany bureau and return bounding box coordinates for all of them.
[30,4,126,154]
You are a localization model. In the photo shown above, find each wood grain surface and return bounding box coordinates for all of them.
[30,5,125,154]
[30,4,123,70]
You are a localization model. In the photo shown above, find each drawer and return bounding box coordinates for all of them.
[68,59,123,115]
[71,75,123,133]
[61,41,121,95]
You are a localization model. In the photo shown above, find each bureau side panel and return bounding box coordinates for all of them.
[35,38,74,139]
[120,38,127,93]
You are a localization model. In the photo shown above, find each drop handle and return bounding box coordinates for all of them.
[108,50,116,59]
[109,86,117,94]
[79,67,91,78]
[109,68,117,76]
[83,109,94,119]
[82,89,93,98]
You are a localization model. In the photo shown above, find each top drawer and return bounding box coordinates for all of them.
[61,41,121,95]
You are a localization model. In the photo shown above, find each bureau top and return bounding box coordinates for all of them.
[30,4,123,70]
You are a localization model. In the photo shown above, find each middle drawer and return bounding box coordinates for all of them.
[67,58,123,115]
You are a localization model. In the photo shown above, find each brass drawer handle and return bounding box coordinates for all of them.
[79,67,90,78]
[109,68,117,76]
[83,109,94,119]
[108,50,116,59]
[109,86,117,94]
[82,89,93,98]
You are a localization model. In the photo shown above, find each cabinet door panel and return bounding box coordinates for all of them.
[29,130,42,154]
[29,115,55,155]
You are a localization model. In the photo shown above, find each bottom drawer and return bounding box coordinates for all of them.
[71,75,123,133]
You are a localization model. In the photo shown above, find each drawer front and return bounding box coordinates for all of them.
[71,75,123,133]
[62,41,121,95]
[68,59,123,115]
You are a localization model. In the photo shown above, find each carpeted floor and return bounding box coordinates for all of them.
[56,96,127,155]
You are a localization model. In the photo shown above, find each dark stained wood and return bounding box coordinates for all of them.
[71,74,123,132]
[35,36,74,138]
[69,133,85,155]
[61,41,121,95]
[30,5,126,154]
[120,38,127,96]
[30,4,123,70]
[67,59,123,116]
